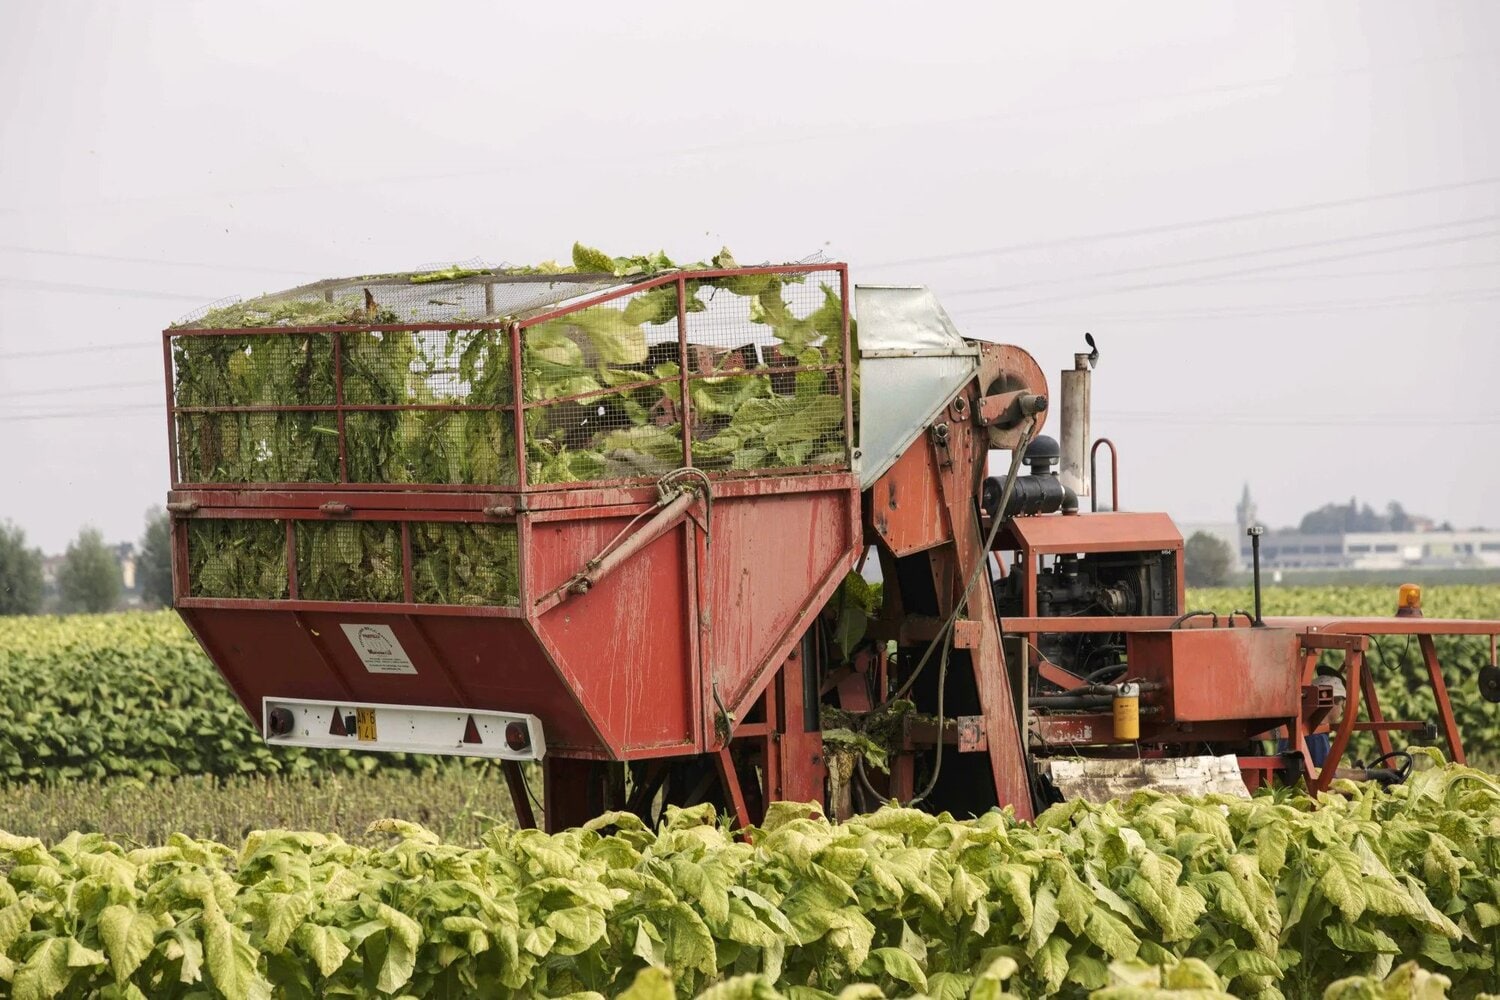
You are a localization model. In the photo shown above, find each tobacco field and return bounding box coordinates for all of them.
[0,613,456,783]
[2,586,1495,786]
[1,586,1498,997]
[4,761,1500,999]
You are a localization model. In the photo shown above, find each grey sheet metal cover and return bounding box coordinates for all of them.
[854,285,980,488]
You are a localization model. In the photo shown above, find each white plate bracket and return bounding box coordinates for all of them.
[262,697,546,761]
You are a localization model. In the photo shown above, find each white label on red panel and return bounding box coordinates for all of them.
[340,624,418,675]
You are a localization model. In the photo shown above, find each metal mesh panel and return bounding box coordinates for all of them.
[173,334,335,406]
[187,519,287,599]
[295,522,403,602]
[411,522,519,606]
[685,269,849,472]
[175,412,339,483]
[341,329,512,405]
[339,327,517,485]
[688,373,846,470]
[522,286,686,484]
[345,411,517,486]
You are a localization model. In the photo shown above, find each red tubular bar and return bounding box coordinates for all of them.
[1089,437,1118,512]
[676,277,692,468]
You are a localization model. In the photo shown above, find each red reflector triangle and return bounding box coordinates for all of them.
[462,715,483,744]
[329,708,347,737]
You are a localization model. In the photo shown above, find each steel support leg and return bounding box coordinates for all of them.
[1419,635,1467,765]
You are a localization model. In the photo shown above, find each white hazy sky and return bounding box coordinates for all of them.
[1,2,1497,553]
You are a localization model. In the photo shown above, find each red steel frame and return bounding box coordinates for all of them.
[1011,608,1498,791]
[165,265,862,831]
[163,260,1496,827]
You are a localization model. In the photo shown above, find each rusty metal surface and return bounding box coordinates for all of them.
[1129,628,1302,724]
[703,488,860,727]
[998,511,1184,554]
[901,715,989,752]
[177,606,611,755]
[868,442,948,557]
[976,343,1049,450]
[529,514,698,756]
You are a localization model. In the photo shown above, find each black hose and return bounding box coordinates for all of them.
[1084,663,1127,684]
[1171,610,1219,629]
[1030,694,1114,709]
[1367,750,1414,779]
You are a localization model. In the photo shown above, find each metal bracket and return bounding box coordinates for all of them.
[262,697,545,761]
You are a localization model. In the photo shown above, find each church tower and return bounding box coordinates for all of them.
[1236,483,1258,534]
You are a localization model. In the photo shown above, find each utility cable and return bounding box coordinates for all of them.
[958,225,1500,313]
[864,175,1500,269]
[891,417,1037,702]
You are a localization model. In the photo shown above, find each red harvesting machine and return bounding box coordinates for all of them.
[162,261,1500,829]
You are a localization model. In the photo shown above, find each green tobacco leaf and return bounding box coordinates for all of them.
[13,936,73,1000]
[99,905,160,982]
[571,242,616,274]
[294,923,351,978]
[204,906,271,1000]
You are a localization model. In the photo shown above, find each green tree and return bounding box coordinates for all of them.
[137,508,174,608]
[57,526,121,613]
[0,521,44,615]
[1184,531,1233,587]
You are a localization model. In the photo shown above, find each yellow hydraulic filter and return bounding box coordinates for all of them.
[1113,682,1141,741]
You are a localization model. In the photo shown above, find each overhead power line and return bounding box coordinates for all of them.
[0,403,161,422]
[955,286,1500,325]
[3,47,1490,216]
[1096,412,1500,428]
[0,378,159,398]
[0,343,157,361]
[958,225,1500,314]
[0,245,321,277]
[0,275,210,303]
[943,214,1500,301]
[1180,259,1500,284]
[863,176,1500,269]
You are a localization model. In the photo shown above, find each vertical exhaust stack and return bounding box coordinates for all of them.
[1059,351,1092,504]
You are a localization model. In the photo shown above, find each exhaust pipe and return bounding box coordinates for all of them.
[1059,351,1092,502]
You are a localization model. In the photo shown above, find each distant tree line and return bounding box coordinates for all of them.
[0,510,173,616]
[1296,498,1452,534]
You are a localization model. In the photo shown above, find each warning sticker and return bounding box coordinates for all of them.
[340,624,418,675]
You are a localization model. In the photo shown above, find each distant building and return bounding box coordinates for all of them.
[1239,529,1500,571]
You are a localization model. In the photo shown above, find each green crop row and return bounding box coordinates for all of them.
[0,612,476,784]
[3,759,1500,999]
[0,585,1495,786]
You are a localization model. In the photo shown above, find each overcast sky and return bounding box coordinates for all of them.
[2,2,1497,553]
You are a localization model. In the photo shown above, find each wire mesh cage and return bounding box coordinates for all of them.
[187,519,288,599]
[166,262,853,489]
[184,517,522,607]
[516,265,853,485]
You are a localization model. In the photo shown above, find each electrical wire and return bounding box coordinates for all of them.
[956,224,1500,313]
[0,343,155,361]
[891,418,1038,703]
[0,275,211,302]
[863,175,1500,269]
[3,378,157,398]
[906,632,952,808]
[0,244,321,277]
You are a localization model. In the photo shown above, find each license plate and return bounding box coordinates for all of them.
[355,707,378,742]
